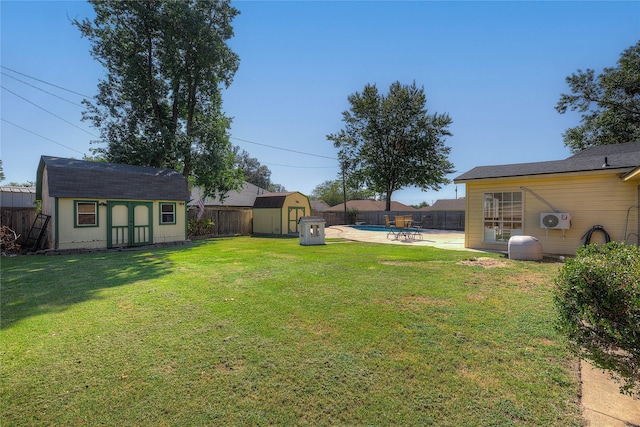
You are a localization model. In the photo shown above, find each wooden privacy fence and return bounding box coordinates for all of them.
[1,208,38,244]
[313,210,465,231]
[188,208,253,237]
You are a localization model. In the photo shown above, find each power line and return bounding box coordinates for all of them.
[1,86,98,138]
[1,72,84,107]
[2,118,87,155]
[230,136,338,161]
[1,65,94,99]
[263,161,338,169]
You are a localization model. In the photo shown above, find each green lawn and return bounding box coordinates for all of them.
[1,237,582,426]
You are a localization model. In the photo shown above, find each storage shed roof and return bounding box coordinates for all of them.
[253,192,298,208]
[36,156,190,201]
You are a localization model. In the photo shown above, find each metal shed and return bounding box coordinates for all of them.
[0,186,36,208]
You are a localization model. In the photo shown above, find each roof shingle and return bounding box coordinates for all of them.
[454,142,640,182]
[37,156,190,201]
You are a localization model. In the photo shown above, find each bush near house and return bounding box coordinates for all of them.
[188,218,215,238]
[554,242,640,396]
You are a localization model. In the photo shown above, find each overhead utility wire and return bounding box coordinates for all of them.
[1,86,98,138]
[263,161,337,169]
[230,136,337,160]
[1,72,84,107]
[2,118,86,155]
[1,65,94,99]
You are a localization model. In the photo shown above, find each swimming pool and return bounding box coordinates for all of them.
[349,224,421,232]
[349,225,388,232]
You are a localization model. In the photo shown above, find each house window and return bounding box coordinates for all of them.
[160,202,176,225]
[75,201,98,227]
[483,192,523,243]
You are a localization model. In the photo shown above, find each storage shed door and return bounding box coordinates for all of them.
[107,201,153,248]
[288,206,306,234]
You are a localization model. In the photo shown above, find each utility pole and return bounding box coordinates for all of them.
[342,163,347,218]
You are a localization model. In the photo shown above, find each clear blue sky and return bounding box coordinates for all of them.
[2,1,639,205]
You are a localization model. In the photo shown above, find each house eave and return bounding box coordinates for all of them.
[622,166,640,182]
[454,167,634,184]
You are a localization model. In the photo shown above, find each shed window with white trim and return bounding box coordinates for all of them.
[483,192,523,242]
[75,201,98,227]
[160,202,176,225]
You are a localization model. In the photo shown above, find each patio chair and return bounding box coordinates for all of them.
[394,215,410,239]
[411,219,423,240]
[384,215,399,239]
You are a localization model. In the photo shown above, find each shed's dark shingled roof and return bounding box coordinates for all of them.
[252,192,297,208]
[37,156,190,201]
[454,142,640,182]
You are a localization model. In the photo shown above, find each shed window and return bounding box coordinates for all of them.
[75,201,98,227]
[483,192,523,243]
[160,203,176,225]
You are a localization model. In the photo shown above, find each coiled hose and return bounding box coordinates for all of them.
[581,225,611,246]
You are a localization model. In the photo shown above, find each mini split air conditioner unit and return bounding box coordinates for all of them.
[540,212,571,230]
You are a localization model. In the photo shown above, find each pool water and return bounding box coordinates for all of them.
[349,225,388,232]
[349,225,421,232]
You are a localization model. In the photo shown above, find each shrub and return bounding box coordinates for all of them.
[188,218,214,238]
[554,242,640,396]
[346,208,359,224]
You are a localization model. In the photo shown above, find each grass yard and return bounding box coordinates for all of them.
[1,237,582,426]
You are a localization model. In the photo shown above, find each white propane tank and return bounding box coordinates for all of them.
[508,236,543,261]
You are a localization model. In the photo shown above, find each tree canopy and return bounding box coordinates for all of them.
[233,147,286,192]
[310,179,374,207]
[556,40,640,153]
[75,0,243,198]
[327,81,454,211]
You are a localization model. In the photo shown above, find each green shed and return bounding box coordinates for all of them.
[252,192,311,235]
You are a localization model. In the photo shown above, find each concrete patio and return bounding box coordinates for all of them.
[325,225,469,250]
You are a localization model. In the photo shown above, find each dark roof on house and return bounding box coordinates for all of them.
[310,200,329,210]
[253,192,299,208]
[36,156,190,201]
[325,200,416,212]
[420,198,465,211]
[189,182,267,207]
[454,142,640,182]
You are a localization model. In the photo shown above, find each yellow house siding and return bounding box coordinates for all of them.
[464,172,639,255]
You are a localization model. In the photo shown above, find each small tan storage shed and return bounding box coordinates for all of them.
[252,192,311,235]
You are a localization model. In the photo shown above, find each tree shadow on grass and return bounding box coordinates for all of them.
[0,241,212,330]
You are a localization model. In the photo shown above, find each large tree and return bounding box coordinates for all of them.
[232,147,286,192]
[556,41,640,153]
[327,81,454,211]
[310,179,374,207]
[75,0,243,198]
[233,147,272,190]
